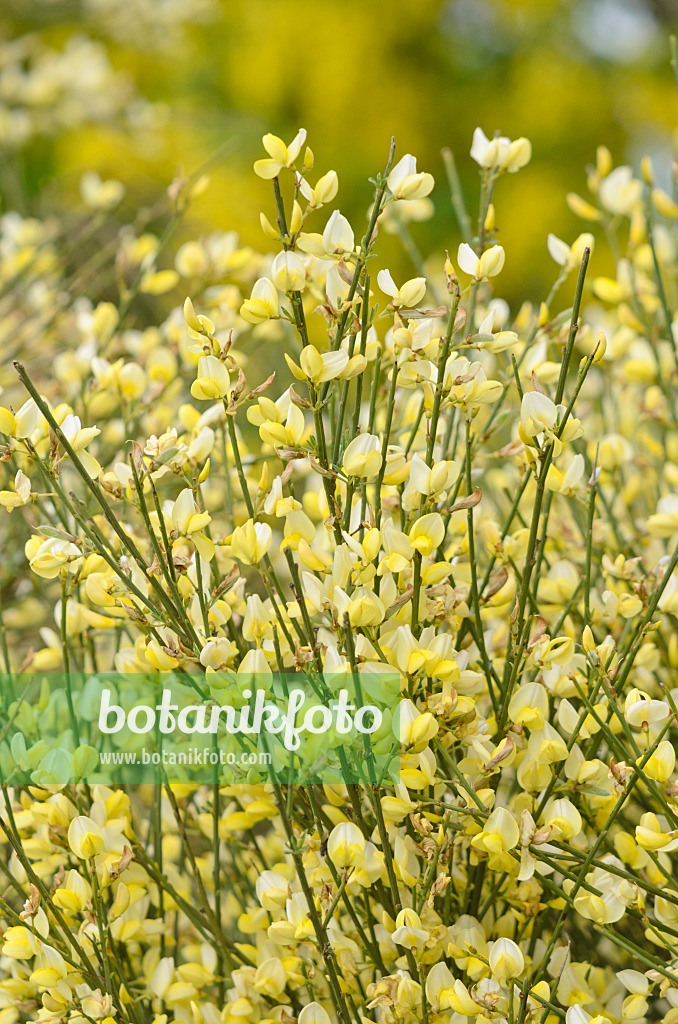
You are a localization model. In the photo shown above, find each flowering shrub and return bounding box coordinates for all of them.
[2,117,678,1024]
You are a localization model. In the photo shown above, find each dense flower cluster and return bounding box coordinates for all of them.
[81,0,219,49]
[0,33,159,148]
[1,120,678,1024]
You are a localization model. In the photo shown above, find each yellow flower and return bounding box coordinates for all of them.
[59,413,101,478]
[543,797,582,840]
[28,536,81,579]
[183,296,215,335]
[254,129,307,178]
[397,698,438,751]
[403,453,459,508]
[471,127,531,172]
[191,355,231,400]
[426,964,481,1014]
[53,870,90,912]
[599,165,642,216]
[229,520,272,565]
[343,585,385,627]
[472,807,520,860]
[240,277,280,324]
[80,171,124,209]
[0,398,38,438]
[253,957,287,997]
[519,391,582,457]
[2,925,42,959]
[243,594,274,641]
[249,393,306,449]
[508,682,549,730]
[528,723,569,764]
[647,495,678,538]
[299,169,339,210]
[271,251,306,291]
[612,970,648,1022]
[643,740,675,782]
[377,269,427,308]
[443,355,503,409]
[457,242,505,280]
[171,488,210,535]
[0,469,32,511]
[547,231,595,270]
[391,908,429,950]
[256,870,290,910]
[200,637,237,671]
[67,815,105,858]
[342,433,383,479]
[280,510,315,551]
[327,821,366,868]
[298,1004,331,1024]
[263,475,302,516]
[170,488,214,560]
[545,453,585,495]
[387,154,434,200]
[285,345,364,385]
[624,689,669,729]
[635,812,678,851]
[488,937,524,979]
[409,513,444,556]
[30,945,68,988]
[321,209,354,255]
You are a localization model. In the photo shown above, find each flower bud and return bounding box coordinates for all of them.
[566,192,603,221]
[484,203,495,232]
[593,329,607,363]
[289,200,303,235]
[652,187,678,219]
[641,155,655,186]
[260,212,279,240]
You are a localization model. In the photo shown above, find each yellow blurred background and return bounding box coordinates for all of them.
[1,0,677,302]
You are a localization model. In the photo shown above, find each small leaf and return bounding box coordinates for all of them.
[155,446,181,467]
[37,526,80,543]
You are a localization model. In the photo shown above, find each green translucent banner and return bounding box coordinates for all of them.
[0,671,401,786]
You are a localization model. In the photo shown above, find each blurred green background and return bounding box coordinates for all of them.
[1,0,677,302]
